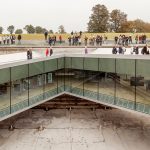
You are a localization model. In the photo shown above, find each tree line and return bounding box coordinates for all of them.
[1,4,150,34]
[0,25,66,34]
[87,4,150,33]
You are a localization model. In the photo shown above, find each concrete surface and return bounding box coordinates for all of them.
[0,108,150,150]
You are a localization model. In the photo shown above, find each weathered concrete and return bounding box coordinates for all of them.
[0,107,150,150]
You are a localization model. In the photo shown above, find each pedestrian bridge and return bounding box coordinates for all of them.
[0,51,150,121]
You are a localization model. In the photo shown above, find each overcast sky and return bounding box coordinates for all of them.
[0,0,149,33]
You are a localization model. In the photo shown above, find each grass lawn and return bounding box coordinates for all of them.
[0,33,150,40]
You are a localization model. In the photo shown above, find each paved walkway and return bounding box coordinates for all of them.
[0,108,150,150]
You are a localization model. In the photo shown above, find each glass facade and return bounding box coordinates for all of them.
[0,56,150,119]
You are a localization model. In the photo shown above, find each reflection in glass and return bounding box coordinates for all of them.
[29,75,44,105]
[98,72,115,104]
[84,71,98,100]
[71,69,84,96]
[0,82,10,116]
[44,71,58,99]
[11,78,28,113]
[136,60,150,113]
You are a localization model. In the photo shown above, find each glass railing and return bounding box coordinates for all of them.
[65,85,150,115]
[0,86,65,119]
[0,107,10,118]
[1,84,150,120]
[136,102,150,114]
[11,99,28,113]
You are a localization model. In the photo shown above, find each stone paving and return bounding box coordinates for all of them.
[0,108,150,150]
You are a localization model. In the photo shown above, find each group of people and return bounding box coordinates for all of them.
[48,35,62,46]
[112,45,149,55]
[27,47,53,60]
[48,35,57,46]
[114,35,133,46]
[89,35,108,46]
[135,34,147,44]
[112,46,127,54]
[45,47,53,56]
[114,34,147,46]
[67,34,108,46]
[44,31,63,46]
[0,34,22,45]
[68,35,82,46]
[0,35,16,45]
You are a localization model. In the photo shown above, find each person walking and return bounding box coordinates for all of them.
[84,36,88,46]
[141,45,149,55]
[27,49,32,59]
[45,48,49,57]
[85,46,88,54]
[48,36,52,46]
[6,35,10,45]
[53,35,56,46]
[3,35,6,44]
[112,46,117,54]
[78,36,81,46]
[68,36,71,46]
[44,31,48,41]
[17,34,22,44]
[0,36,2,45]
[29,49,32,59]
[50,47,53,56]
[59,35,62,44]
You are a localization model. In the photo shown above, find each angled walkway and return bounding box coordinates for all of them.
[1,49,150,121]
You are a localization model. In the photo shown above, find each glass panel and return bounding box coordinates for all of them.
[99,58,115,73]
[65,57,72,92]
[136,60,150,114]
[57,69,65,93]
[44,71,58,99]
[65,57,71,69]
[84,70,98,100]
[58,57,64,70]
[98,72,115,104]
[29,62,44,105]
[45,59,57,72]
[11,65,28,113]
[72,57,84,70]
[11,65,28,81]
[71,58,84,96]
[0,68,10,117]
[71,69,84,96]
[0,68,10,84]
[98,58,115,104]
[29,62,44,77]
[84,58,98,71]
[116,59,135,110]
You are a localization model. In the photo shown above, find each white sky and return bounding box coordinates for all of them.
[0,0,149,33]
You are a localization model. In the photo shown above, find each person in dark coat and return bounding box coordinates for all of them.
[44,31,48,41]
[27,49,32,59]
[50,47,53,56]
[29,49,32,59]
[68,36,71,46]
[141,45,149,55]
[17,34,22,44]
[133,46,139,55]
[27,49,30,59]
[48,36,52,46]
[118,46,123,54]
[112,46,117,54]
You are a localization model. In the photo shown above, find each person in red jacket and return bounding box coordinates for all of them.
[45,48,49,57]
